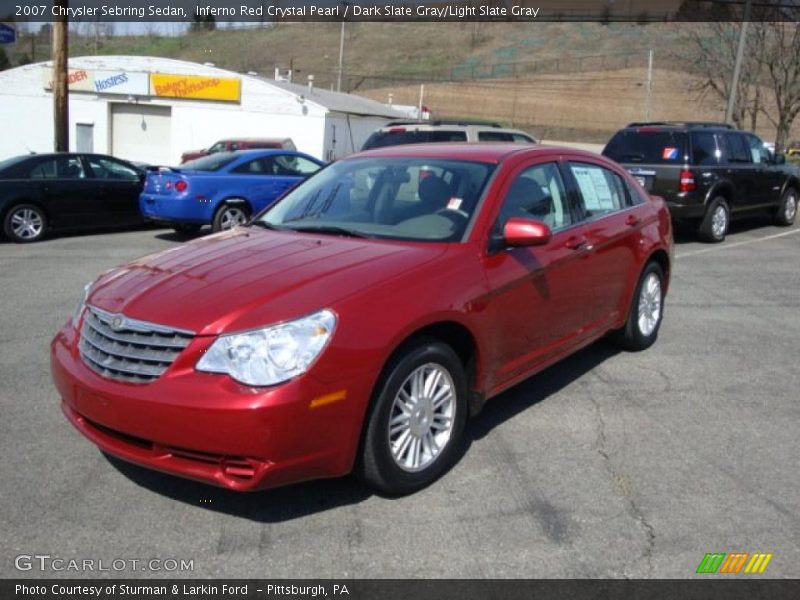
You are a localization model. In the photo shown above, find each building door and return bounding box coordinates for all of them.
[76,123,94,153]
[111,104,171,165]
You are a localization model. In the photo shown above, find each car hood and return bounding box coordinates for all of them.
[87,228,446,335]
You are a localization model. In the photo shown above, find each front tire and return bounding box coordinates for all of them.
[774,188,797,226]
[3,203,47,243]
[212,202,250,232]
[358,338,468,495]
[698,197,729,243]
[614,262,665,351]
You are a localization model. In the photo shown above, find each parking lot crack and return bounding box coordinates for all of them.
[589,391,655,577]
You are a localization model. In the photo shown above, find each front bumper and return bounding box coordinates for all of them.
[51,323,370,491]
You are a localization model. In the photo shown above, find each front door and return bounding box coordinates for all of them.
[481,160,591,389]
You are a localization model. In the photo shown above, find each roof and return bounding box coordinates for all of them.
[264,79,404,119]
[346,142,598,163]
[0,55,404,119]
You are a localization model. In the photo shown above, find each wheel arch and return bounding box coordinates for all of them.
[706,182,734,207]
[216,196,253,213]
[375,320,484,419]
[647,248,671,292]
[780,177,799,198]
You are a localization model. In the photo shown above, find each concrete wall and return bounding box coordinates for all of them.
[323,113,388,160]
[0,60,333,164]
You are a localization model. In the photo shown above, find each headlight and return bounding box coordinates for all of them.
[72,282,92,328]
[196,309,336,386]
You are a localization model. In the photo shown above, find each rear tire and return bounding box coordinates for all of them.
[698,197,729,243]
[3,203,47,243]
[774,188,797,226]
[212,202,250,232]
[614,262,665,351]
[357,338,468,496]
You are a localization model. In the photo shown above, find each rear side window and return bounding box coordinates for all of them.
[568,162,628,217]
[722,134,751,164]
[603,130,688,164]
[478,131,514,142]
[29,157,85,179]
[690,132,721,166]
[182,153,238,171]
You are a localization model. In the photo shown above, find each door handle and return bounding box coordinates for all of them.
[565,236,590,250]
[625,214,641,227]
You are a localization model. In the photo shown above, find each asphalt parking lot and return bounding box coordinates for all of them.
[1,217,799,579]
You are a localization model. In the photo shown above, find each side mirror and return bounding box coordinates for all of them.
[774,154,786,165]
[503,217,552,247]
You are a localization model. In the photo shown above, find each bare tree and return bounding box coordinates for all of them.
[753,22,800,151]
[678,22,766,130]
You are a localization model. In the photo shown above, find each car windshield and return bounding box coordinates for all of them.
[181,153,238,171]
[257,157,495,242]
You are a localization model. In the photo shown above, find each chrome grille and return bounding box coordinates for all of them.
[79,306,195,384]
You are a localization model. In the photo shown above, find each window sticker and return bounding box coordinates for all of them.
[571,165,613,211]
[447,197,463,211]
[662,147,680,160]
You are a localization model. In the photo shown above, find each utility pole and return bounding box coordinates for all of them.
[53,0,69,152]
[645,49,654,121]
[725,0,752,125]
[336,1,349,92]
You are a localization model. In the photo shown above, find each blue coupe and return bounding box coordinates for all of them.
[139,149,324,233]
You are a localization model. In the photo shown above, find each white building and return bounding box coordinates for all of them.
[0,55,403,164]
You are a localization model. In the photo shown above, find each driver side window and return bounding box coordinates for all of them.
[498,163,572,231]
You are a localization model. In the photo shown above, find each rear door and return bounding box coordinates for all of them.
[83,156,144,224]
[603,128,688,203]
[564,159,649,328]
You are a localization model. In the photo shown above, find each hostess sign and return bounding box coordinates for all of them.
[43,68,149,96]
[42,68,241,103]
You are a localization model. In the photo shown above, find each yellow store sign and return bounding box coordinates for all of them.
[149,73,241,103]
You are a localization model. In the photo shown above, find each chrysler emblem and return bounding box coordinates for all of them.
[109,315,125,331]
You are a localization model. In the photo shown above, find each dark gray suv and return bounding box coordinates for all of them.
[603,122,799,242]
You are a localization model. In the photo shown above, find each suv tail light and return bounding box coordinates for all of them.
[679,170,696,193]
[175,180,188,193]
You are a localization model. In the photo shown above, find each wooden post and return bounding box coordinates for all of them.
[53,0,69,152]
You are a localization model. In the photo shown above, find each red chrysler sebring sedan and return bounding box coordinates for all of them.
[51,144,673,495]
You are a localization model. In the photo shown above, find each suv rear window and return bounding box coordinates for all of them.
[362,130,467,150]
[603,129,688,164]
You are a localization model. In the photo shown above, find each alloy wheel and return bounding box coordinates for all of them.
[637,272,662,337]
[10,208,44,240]
[388,363,456,473]
[785,193,797,223]
[220,207,248,230]
[711,205,728,240]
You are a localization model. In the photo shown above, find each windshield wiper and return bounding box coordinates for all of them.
[284,224,373,239]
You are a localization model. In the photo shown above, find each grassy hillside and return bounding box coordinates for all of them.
[56,21,688,91]
[9,21,798,142]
